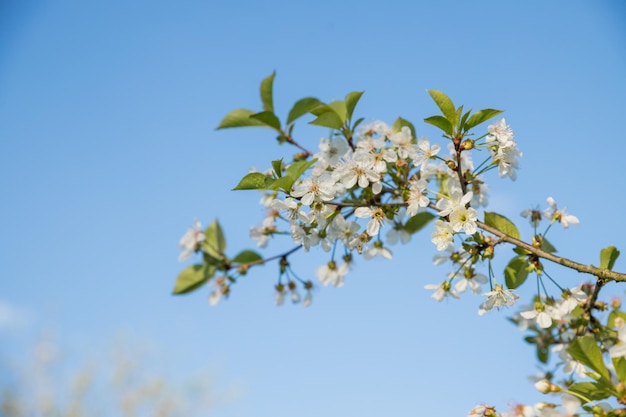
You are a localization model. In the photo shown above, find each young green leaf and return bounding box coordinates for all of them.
[613,356,626,384]
[568,381,612,401]
[203,219,227,259]
[345,91,364,122]
[600,245,620,270]
[272,159,283,177]
[540,237,557,253]
[217,109,270,129]
[504,257,529,289]
[404,212,435,234]
[287,97,321,125]
[232,250,264,264]
[270,158,317,193]
[309,111,345,130]
[172,264,215,295]
[484,212,520,240]
[464,108,503,131]
[424,115,453,135]
[232,172,271,190]
[427,90,456,123]
[250,111,281,131]
[260,71,276,112]
[567,335,611,381]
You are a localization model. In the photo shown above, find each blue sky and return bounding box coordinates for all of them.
[1,1,626,415]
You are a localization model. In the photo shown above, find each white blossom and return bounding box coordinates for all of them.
[544,197,579,228]
[178,220,206,261]
[355,206,386,236]
[413,137,441,172]
[431,220,455,251]
[291,173,337,206]
[478,285,519,315]
[425,281,459,302]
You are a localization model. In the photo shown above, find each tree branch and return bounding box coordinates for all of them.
[476,220,626,283]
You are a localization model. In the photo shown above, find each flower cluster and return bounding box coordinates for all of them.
[175,81,626,415]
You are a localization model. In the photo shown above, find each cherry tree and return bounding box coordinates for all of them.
[173,73,626,416]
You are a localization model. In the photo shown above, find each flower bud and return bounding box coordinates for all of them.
[462,139,474,150]
[446,160,457,171]
[482,245,495,260]
[534,379,558,394]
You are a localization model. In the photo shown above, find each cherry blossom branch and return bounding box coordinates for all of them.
[476,220,626,283]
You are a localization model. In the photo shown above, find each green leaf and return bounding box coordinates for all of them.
[614,357,626,383]
[217,109,269,129]
[232,172,271,190]
[392,117,416,139]
[260,71,276,112]
[404,212,435,234]
[250,111,281,131]
[504,257,530,289]
[600,245,620,270]
[203,219,226,259]
[459,109,472,131]
[453,105,463,129]
[424,115,453,135]
[309,111,345,130]
[352,117,365,131]
[232,250,263,264]
[345,91,364,121]
[327,100,347,123]
[464,108,503,131]
[286,158,316,181]
[540,236,557,253]
[484,212,520,239]
[568,381,612,401]
[272,159,283,177]
[270,158,317,192]
[172,264,214,295]
[537,344,550,364]
[287,97,321,125]
[567,335,611,381]
[427,90,456,123]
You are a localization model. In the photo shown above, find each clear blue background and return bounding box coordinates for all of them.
[1,1,625,415]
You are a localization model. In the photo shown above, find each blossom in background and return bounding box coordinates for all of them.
[388,126,418,160]
[313,136,349,174]
[363,241,392,260]
[424,280,459,302]
[178,220,206,261]
[454,271,488,294]
[271,197,307,223]
[609,317,626,359]
[544,197,579,228]
[520,206,543,228]
[250,216,276,248]
[467,404,497,417]
[316,261,349,287]
[520,302,554,329]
